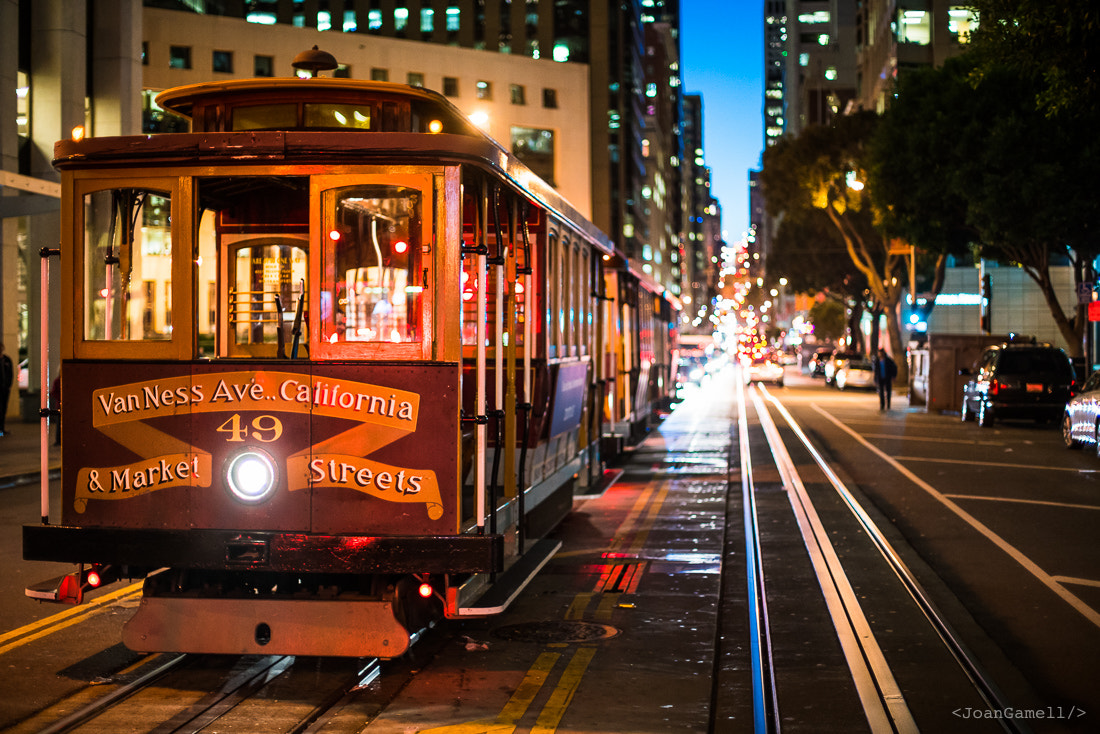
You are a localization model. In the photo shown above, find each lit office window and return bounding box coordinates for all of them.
[948,7,978,42]
[16,71,29,137]
[476,80,492,100]
[897,9,931,45]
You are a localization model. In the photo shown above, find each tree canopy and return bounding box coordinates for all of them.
[966,0,1099,118]
[762,112,910,375]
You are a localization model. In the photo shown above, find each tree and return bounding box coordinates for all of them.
[762,112,910,381]
[869,58,979,323]
[953,65,1100,355]
[809,299,846,343]
[966,0,1099,119]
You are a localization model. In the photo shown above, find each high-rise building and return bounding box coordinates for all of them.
[855,0,978,113]
[763,0,788,147]
[786,0,857,135]
[681,93,720,328]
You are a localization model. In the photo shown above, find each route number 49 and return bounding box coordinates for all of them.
[216,414,283,442]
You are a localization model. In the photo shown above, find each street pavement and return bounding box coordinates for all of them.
[0,419,60,488]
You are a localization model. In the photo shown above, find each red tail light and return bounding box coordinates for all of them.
[989,380,999,396]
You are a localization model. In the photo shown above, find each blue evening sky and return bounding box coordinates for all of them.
[680,2,765,245]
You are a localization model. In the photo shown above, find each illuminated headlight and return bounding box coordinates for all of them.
[225,448,278,504]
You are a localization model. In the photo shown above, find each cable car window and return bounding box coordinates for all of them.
[231,103,297,130]
[226,241,308,357]
[197,176,310,358]
[304,103,371,130]
[83,188,173,341]
[322,185,423,345]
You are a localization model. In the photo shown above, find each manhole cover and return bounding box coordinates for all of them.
[492,621,620,644]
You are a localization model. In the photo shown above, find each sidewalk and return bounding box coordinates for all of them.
[0,420,61,488]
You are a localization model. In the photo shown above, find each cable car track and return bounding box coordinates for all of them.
[32,653,381,734]
[750,383,1029,734]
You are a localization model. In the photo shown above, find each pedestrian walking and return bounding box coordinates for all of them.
[0,343,13,437]
[873,348,897,410]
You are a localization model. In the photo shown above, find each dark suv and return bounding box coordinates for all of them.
[961,341,1077,427]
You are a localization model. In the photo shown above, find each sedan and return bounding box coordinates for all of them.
[808,348,832,377]
[825,350,864,386]
[835,359,875,390]
[745,357,785,387]
[1063,368,1100,454]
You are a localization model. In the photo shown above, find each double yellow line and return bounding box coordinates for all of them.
[0,581,143,657]
[425,479,671,734]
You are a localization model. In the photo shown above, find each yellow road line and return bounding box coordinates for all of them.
[625,480,670,554]
[530,647,597,734]
[418,652,560,734]
[609,482,657,551]
[0,581,143,656]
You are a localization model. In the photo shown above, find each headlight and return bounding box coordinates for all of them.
[225,448,278,504]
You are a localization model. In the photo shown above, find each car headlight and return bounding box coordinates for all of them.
[225,448,279,504]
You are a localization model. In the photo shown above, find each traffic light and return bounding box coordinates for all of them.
[980,274,992,333]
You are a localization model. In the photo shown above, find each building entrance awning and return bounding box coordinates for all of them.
[0,171,61,218]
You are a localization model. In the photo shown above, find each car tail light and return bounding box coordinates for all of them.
[989,380,999,396]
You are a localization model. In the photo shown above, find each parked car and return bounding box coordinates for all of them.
[960,341,1077,427]
[1063,368,1100,452]
[824,350,863,386]
[744,356,785,387]
[676,355,707,388]
[808,348,832,377]
[834,358,875,390]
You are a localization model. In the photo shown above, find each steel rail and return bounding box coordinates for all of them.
[37,653,190,734]
[734,373,781,733]
[752,386,918,733]
[761,386,1030,734]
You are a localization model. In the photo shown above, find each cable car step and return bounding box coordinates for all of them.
[458,538,561,617]
[25,572,81,603]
